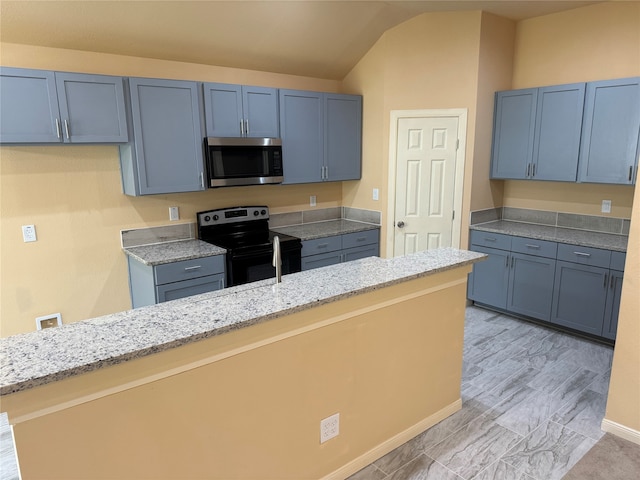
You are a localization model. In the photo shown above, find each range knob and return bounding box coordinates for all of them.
[204,215,210,222]
[261,209,267,216]
[213,214,219,221]
[253,210,260,216]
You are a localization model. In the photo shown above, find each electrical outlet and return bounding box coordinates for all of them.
[373,188,379,201]
[601,200,611,214]
[35,313,62,330]
[320,413,340,443]
[310,195,317,207]
[22,224,37,242]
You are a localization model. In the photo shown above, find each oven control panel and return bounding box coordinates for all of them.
[197,206,269,226]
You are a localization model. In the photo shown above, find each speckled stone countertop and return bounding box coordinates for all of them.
[123,239,226,266]
[0,413,20,480]
[471,221,628,252]
[271,219,379,241]
[0,248,483,395]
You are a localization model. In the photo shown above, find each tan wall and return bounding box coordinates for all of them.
[606,187,640,434]
[0,43,342,336]
[343,11,486,253]
[3,269,469,479]
[504,1,640,217]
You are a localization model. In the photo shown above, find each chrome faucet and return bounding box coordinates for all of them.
[272,235,282,283]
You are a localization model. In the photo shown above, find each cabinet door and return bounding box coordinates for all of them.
[127,78,205,195]
[467,246,510,309]
[551,261,608,335]
[301,251,342,271]
[325,94,362,181]
[243,86,279,138]
[0,67,61,143]
[156,274,224,303]
[532,83,585,181]
[279,89,324,184]
[491,88,537,179]
[578,77,640,184]
[507,252,555,321]
[343,244,378,263]
[55,72,128,143]
[602,270,623,340]
[203,82,243,137]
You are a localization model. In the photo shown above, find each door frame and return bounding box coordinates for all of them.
[386,108,467,257]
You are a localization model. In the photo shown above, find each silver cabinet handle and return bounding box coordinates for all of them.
[64,119,70,140]
[240,120,245,135]
[505,255,509,267]
[603,273,608,288]
[526,163,530,177]
[510,255,514,268]
[317,243,329,248]
[356,237,366,242]
[532,163,536,177]
[184,266,202,271]
[525,244,541,249]
[55,118,61,139]
[245,119,249,135]
[573,252,591,257]
[484,237,497,242]
[629,166,633,182]
[610,275,616,289]
[199,171,204,189]
[397,221,405,228]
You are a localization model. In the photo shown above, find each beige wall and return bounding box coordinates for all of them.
[342,11,517,251]
[504,1,640,217]
[0,43,342,336]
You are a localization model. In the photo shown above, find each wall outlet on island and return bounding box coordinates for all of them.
[601,200,611,214]
[320,413,340,443]
[35,313,62,330]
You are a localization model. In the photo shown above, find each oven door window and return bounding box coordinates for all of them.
[227,246,301,286]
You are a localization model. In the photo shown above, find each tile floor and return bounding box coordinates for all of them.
[348,306,614,480]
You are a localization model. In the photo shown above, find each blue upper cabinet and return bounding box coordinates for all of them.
[280,89,362,184]
[0,67,127,144]
[203,82,279,138]
[491,84,586,181]
[578,77,640,185]
[279,89,325,183]
[491,88,537,179]
[325,94,362,181]
[532,83,585,181]
[119,77,206,195]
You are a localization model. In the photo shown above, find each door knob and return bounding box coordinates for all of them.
[397,221,405,228]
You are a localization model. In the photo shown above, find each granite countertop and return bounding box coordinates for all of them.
[271,219,379,241]
[471,221,628,252]
[123,239,226,266]
[0,248,484,395]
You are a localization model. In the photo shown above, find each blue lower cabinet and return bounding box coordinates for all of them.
[507,252,555,321]
[602,270,623,340]
[300,230,379,271]
[467,246,510,309]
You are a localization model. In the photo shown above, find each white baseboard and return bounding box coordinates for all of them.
[321,399,462,480]
[601,418,640,445]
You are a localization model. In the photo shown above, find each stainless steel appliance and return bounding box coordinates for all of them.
[197,206,301,287]
[203,137,283,187]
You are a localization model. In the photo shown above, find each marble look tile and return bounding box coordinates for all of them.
[585,370,611,395]
[302,207,342,223]
[346,464,386,480]
[268,211,302,227]
[425,415,523,479]
[551,389,607,441]
[622,219,631,235]
[467,359,526,392]
[470,208,502,225]
[121,223,195,248]
[503,207,557,226]
[501,421,597,480]
[343,207,382,225]
[472,460,535,480]
[523,360,582,395]
[374,433,427,474]
[554,337,613,375]
[557,213,623,234]
[386,454,463,480]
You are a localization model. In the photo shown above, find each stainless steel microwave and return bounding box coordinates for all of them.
[204,137,284,188]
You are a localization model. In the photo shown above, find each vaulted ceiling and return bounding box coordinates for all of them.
[0,1,601,79]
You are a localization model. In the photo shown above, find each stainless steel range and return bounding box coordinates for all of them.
[196,206,302,287]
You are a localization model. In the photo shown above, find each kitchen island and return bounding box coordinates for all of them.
[1,248,484,480]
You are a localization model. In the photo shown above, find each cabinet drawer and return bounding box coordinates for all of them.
[511,236,557,259]
[342,229,379,249]
[343,244,379,262]
[301,235,342,256]
[610,251,626,271]
[156,274,224,303]
[470,230,512,250]
[556,243,611,268]
[301,251,343,271]
[154,255,224,285]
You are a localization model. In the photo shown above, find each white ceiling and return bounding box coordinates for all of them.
[0,1,602,79]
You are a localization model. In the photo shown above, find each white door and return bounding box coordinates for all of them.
[393,116,459,256]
